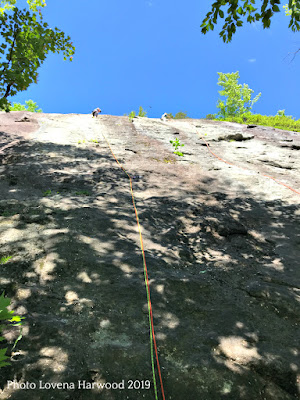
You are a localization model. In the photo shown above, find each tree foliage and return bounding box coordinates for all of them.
[0,6,74,111]
[166,113,174,119]
[9,99,42,112]
[174,111,189,119]
[216,71,261,118]
[164,112,189,119]
[0,0,46,15]
[200,1,300,43]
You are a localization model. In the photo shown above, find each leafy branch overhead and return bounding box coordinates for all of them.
[0,6,75,110]
[200,1,300,42]
[0,291,24,369]
[0,0,46,15]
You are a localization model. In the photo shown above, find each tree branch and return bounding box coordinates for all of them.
[289,47,300,62]
[283,47,300,63]
[3,82,13,98]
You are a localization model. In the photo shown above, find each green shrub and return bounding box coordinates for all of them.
[218,113,300,132]
[138,106,147,117]
[0,292,24,368]
[9,100,42,113]
[126,106,147,120]
[174,111,189,119]
[170,138,185,156]
[128,111,136,119]
[205,114,216,120]
[8,103,26,111]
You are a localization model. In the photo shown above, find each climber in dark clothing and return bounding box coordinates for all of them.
[92,107,101,118]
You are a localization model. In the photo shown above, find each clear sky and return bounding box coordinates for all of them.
[9,0,300,118]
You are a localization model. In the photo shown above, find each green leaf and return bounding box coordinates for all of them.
[0,347,9,367]
[0,361,10,368]
[261,1,268,13]
[0,7,75,106]
[12,330,23,350]
[0,292,11,311]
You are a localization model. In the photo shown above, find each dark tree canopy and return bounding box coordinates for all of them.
[200,0,300,42]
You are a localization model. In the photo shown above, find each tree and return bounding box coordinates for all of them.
[9,99,42,112]
[200,1,300,43]
[0,0,46,15]
[174,111,189,119]
[0,7,75,111]
[216,72,261,118]
[8,102,25,111]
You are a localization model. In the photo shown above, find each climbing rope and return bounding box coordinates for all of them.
[99,130,166,400]
[196,131,300,196]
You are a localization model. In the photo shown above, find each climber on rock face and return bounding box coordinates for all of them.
[92,108,101,118]
[161,113,168,121]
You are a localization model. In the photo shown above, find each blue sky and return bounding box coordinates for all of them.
[8,0,300,118]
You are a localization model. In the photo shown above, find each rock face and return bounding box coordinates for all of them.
[214,218,248,237]
[218,133,254,141]
[14,115,32,123]
[0,111,39,141]
[0,114,299,400]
